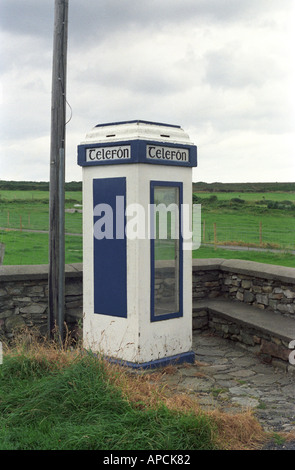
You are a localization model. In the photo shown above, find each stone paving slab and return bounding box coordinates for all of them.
[150,331,295,434]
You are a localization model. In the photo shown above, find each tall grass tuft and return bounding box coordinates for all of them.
[0,332,266,450]
[0,336,217,450]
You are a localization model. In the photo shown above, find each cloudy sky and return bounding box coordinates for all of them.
[0,0,294,183]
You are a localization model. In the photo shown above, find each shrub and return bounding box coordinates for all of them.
[230,198,245,204]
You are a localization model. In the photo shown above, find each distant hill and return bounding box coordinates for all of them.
[1,180,294,193]
[0,180,82,191]
[193,182,295,193]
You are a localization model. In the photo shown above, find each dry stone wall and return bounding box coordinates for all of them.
[192,259,295,370]
[1,259,295,356]
[193,259,295,319]
[0,264,82,342]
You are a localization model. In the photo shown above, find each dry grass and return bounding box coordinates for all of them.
[102,361,267,450]
[285,431,295,442]
[2,324,82,371]
[1,328,284,450]
[208,409,266,450]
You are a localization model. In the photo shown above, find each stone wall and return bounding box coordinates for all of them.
[1,259,295,347]
[192,259,295,369]
[193,259,295,318]
[0,264,82,342]
[154,261,178,306]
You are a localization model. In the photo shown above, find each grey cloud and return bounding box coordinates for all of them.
[1,0,291,42]
[204,48,281,90]
[70,56,194,97]
[68,0,293,51]
[0,0,53,37]
[0,34,52,74]
[1,0,293,183]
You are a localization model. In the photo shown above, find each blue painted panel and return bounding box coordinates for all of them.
[93,177,127,317]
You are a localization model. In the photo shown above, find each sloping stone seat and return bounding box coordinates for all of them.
[193,298,295,369]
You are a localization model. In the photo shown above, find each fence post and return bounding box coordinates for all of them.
[259,221,262,246]
[214,222,217,249]
[203,219,205,243]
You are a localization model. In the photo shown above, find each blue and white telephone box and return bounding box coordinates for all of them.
[78,120,197,368]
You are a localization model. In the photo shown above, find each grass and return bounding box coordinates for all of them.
[0,334,266,451]
[0,190,82,233]
[0,190,82,203]
[193,245,295,268]
[0,345,215,451]
[193,191,295,202]
[194,191,295,249]
[2,230,294,267]
[0,205,82,234]
[200,211,295,249]
[0,230,82,265]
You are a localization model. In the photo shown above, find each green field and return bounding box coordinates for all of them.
[193,245,295,268]
[0,185,295,267]
[193,191,295,251]
[0,191,82,233]
[193,191,295,202]
[200,211,295,248]
[0,231,82,265]
[0,188,83,265]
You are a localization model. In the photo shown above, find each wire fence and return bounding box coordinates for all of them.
[0,210,295,266]
[0,209,82,234]
[202,220,295,251]
[0,207,82,266]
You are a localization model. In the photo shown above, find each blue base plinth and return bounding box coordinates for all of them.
[106,351,195,370]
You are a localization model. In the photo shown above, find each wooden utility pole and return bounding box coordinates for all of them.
[48,0,69,341]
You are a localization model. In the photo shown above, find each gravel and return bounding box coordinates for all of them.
[261,440,295,450]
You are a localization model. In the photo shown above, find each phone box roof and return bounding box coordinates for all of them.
[80,120,194,146]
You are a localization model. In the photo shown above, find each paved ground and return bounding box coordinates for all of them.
[149,331,295,448]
